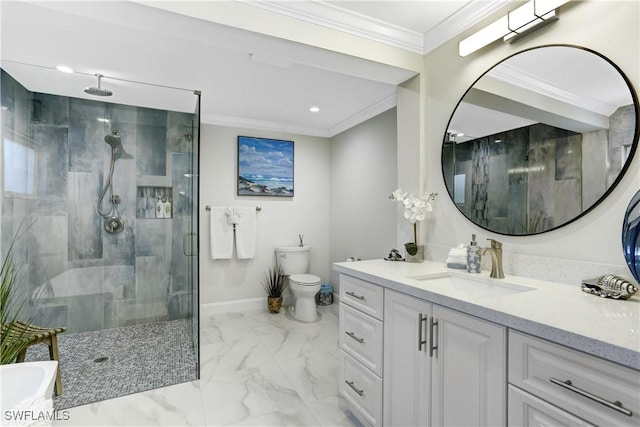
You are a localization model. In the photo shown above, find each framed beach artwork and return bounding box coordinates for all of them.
[237,136,294,197]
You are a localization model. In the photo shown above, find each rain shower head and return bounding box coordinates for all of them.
[104,130,121,148]
[85,74,113,97]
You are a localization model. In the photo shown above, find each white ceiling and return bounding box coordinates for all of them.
[0,0,499,137]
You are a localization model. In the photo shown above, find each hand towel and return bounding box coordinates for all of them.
[225,207,242,225]
[210,207,233,259]
[235,207,257,259]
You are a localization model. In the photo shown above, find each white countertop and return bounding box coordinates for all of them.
[333,259,640,371]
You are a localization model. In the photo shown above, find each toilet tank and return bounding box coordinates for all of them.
[275,246,311,276]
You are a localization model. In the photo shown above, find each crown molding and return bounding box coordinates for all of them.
[239,0,425,54]
[328,93,397,137]
[423,0,511,55]
[200,113,331,138]
[201,94,397,138]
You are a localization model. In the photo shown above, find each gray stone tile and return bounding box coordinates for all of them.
[136,108,167,176]
[68,172,103,260]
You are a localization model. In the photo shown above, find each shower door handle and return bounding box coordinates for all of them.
[183,232,197,256]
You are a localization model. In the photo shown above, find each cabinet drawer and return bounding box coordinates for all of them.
[508,385,595,426]
[340,274,384,320]
[509,331,640,427]
[340,303,383,376]
[340,350,382,427]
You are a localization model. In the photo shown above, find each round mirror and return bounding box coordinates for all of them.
[442,45,639,235]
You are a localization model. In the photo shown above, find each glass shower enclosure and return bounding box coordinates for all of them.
[0,63,200,408]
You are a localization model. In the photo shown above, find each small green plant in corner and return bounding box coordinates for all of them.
[262,263,287,313]
[1,226,32,365]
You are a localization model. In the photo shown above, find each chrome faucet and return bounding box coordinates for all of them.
[481,239,505,279]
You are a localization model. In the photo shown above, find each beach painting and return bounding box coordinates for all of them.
[237,136,294,196]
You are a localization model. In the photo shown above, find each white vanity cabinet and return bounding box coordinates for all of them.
[383,289,432,426]
[508,331,640,427]
[383,289,506,427]
[339,275,384,427]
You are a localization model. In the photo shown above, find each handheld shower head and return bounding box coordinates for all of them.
[85,74,113,97]
[104,130,121,148]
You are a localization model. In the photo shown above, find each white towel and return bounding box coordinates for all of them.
[210,207,233,259]
[235,207,257,259]
[225,207,241,225]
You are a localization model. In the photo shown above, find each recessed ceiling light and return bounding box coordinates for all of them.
[309,106,320,113]
[56,65,74,74]
[97,118,110,123]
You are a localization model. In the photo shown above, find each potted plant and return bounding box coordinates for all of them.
[262,263,287,313]
[390,189,437,262]
[1,229,31,365]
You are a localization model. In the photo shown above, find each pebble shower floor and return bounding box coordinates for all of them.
[25,319,197,409]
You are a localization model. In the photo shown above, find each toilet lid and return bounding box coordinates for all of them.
[289,274,321,285]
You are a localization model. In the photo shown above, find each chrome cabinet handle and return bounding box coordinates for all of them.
[418,313,427,352]
[549,378,632,417]
[429,317,438,358]
[345,380,364,396]
[345,331,365,344]
[345,291,365,300]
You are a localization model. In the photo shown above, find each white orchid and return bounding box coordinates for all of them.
[391,190,437,224]
[390,189,438,253]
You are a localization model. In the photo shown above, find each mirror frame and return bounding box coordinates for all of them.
[442,44,640,236]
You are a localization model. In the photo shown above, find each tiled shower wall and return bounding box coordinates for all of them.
[1,70,196,333]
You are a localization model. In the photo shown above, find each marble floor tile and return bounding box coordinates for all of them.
[277,349,339,403]
[200,363,304,426]
[258,328,334,362]
[200,337,275,378]
[56,381,205,426]
[230,403,321,426]
[243,309,313,336]
[306,395,361,427]
[200,312,258,344]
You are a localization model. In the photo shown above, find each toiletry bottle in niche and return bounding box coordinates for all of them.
[467,234,481,273]
[156,196,164,218]
[164,196,172,219]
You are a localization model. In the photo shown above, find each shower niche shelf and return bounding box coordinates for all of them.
[137,186,173,219]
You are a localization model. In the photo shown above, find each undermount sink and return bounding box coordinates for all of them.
[409,274,535,298]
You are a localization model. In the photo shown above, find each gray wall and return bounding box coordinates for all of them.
[330,107,398,287]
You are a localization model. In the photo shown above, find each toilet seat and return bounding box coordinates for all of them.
[289,274,321,286]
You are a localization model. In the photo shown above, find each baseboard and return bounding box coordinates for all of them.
[200,297,266,315]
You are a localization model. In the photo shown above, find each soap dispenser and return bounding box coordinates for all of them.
[467,234,481,273]
[156,196,164,218]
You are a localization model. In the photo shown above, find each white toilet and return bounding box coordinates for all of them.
[275,246,321,322]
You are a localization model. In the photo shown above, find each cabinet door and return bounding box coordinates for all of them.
[383,289,432,427]
[431,305,506,427]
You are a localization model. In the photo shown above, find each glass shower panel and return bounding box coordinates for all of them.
[0,64,200,408]
[189,93,200,375]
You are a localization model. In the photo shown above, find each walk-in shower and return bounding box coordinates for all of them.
[1,66,200,409]
[97,129,130,234]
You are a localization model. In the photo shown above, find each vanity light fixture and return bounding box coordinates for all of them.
[459,0,569,57]
[56,65,74,74]
[309,106,320,113]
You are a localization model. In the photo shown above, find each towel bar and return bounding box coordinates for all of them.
[206,205,261,212]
